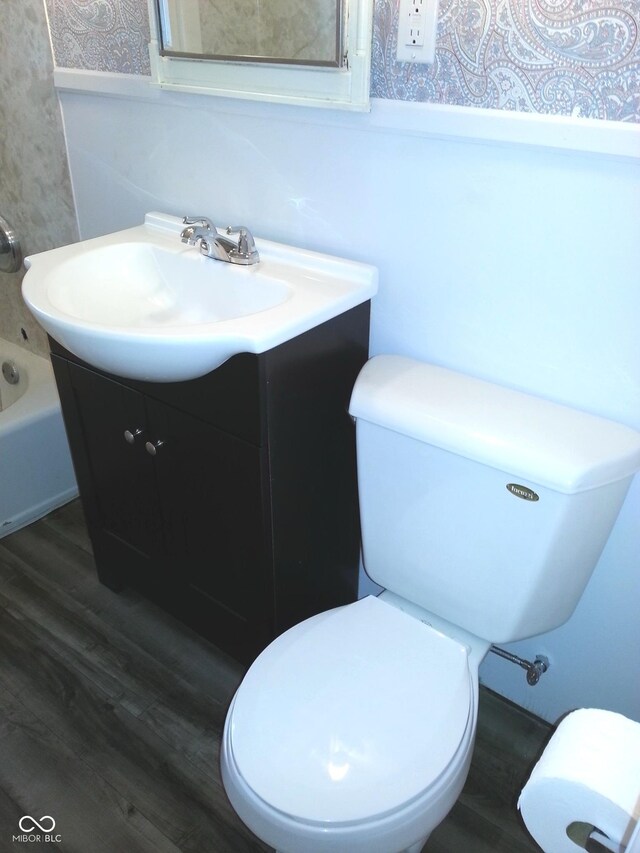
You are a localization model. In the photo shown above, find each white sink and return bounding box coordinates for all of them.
[23,213,378,382]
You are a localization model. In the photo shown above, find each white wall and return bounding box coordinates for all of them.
[57,79,640,724]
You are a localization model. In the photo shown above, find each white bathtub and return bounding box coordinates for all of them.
[0,339,78,538]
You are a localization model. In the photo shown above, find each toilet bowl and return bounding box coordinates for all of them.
[221,355,640,853]
[221,595,486,853]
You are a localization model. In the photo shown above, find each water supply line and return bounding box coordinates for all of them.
[489,646,550,685]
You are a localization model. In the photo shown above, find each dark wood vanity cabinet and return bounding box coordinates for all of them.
[50,303,370,663]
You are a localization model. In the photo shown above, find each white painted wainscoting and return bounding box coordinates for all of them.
[56,70,640,723]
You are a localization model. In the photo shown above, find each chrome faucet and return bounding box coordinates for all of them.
[180,216,259,265]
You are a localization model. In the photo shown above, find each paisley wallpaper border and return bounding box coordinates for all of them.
[45,0,640,122]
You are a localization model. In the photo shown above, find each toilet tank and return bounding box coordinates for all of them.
[349,356,640,643]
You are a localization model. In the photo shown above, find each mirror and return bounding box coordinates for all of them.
[148,0,373,110]
[156,0,343,67]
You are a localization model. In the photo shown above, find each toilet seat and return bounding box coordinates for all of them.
[227,595,472,826]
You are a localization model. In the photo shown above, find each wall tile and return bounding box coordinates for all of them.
[0,0,78,356]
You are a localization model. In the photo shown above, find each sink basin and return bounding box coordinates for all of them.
[23,212,377,382]
[43,243,291,327]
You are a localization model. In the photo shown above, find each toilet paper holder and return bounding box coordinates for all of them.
[568,818,640,853]
[519,708,640,853]
[571,822,625,853]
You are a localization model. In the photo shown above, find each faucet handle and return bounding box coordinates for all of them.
[182,216,216,231]
[181,216,218,246]
[226,225,257,257]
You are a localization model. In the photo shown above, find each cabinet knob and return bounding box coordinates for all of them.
[124,428,143,444]
[145,439,165,456]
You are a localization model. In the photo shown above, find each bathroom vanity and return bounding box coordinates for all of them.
[49,304,370,663]
[23,212,376,663]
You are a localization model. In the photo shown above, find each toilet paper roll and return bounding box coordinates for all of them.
[518,708,640,853]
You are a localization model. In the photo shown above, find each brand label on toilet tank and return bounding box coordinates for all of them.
[506,483,539,501]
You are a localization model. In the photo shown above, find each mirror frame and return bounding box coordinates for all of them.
[156,0,344,68]
[147,0,373,111]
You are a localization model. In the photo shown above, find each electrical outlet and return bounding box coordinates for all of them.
[396,0,439,64]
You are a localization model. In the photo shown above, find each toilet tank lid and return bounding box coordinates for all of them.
[349,356,640,494]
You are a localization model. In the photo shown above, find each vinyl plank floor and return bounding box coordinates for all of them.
[0,501,548,852]
[0,683,180,853]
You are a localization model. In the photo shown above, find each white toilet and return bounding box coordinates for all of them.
[221,355,640,853]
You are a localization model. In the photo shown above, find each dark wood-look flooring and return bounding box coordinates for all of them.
[0,501,548,852]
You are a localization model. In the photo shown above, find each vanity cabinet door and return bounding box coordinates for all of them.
[146,398,273,659]
[53,355,273,660]
[56,361,166,587]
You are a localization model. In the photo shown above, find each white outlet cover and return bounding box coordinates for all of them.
[396,0,439,64]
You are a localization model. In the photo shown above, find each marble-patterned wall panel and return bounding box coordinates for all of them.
[45,0,640,122]
[0,0,78,357]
